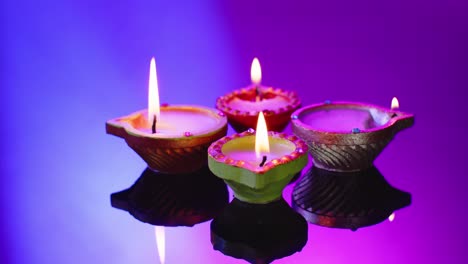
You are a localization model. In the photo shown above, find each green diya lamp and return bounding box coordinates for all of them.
[208,112,308,204]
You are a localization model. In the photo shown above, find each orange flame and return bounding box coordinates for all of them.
[391,97,399,110]
[155,226,165,264]
[255,112,270,160]
[388,212,395,222]
[251,57,262,85]
[148,57,161,126]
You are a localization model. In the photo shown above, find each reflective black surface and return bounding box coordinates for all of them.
[211,198,308,264]
[111,166,229,226]
[292,166,411,230]
[110,164,412,262]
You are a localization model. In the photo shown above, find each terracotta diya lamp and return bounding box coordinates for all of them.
[106,58,228,174]
[291,98,414,172]
[216,58,301,132]
[208,112,308,204]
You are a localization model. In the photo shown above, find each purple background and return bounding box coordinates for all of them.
[1,0,467,263]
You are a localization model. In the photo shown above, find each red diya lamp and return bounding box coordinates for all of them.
[216,58,301,132]
[291,97,414,172]
[106,58,228,174]
[208,112,308,204]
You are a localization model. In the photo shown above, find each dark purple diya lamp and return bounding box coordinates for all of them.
[216,58,301,132]
[291,98,414,172]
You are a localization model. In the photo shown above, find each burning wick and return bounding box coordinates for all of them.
[255,86,262,102]
[152,115,157,134]
[148,57,160,134]
[251,57,262,102]
[259,155,267,167]
[391,97,399,118]
[255,111,269,166]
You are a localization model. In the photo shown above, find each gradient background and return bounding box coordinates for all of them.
[1,0,467,263]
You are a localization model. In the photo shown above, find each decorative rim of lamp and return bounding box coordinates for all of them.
[216,86,301,117]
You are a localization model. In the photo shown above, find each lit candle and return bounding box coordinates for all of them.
[106,58,228,174]
[208,112,308,204]
[216,57,301,132]
[391,97,399,110]
[255,112,269,162]
[123,57,222,137]
[148,57,160,132]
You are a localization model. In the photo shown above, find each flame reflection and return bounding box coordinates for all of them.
[155,226,165,264]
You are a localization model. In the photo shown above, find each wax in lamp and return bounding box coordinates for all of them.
[208,112,308,204]
[106,58,228,174]
[291,98,414,172]
[216,58,301,132]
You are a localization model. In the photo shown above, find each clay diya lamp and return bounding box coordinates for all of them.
[216,58,301,132]
[291,98,414,172]
[208,112,308,204]
[106,58,228,174]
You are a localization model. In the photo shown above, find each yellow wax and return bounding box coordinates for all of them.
[221,135,296,167]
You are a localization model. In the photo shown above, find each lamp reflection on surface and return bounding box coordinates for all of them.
[111,166,229,227]
[211,198,308,263]
[292,166,411,231]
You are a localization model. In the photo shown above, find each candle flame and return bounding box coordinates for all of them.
[251,57,262,85]
[388,212,395,222]
[155,226,165,264]
[391,97,399,110]
[148,57,161,126]
[255,112,270,159]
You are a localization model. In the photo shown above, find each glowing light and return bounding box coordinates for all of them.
[255,111,270,160]
[155,226,165,264]
[391,97,399,110]
[148,57,161,126]
[251,57,262,85]
[388,212,395,222]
